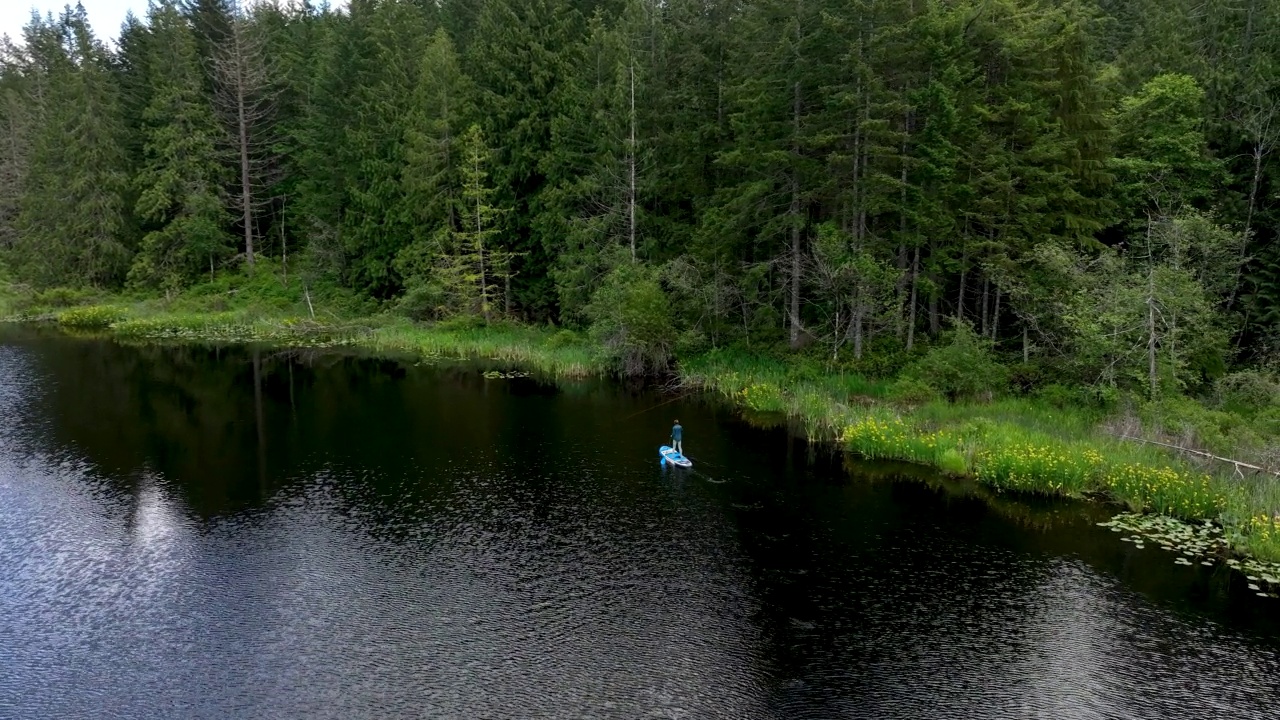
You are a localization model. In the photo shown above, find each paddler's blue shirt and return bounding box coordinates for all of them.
[672,424,682,441]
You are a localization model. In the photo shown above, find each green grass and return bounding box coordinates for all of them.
[2,264,607,377]
[363,321,607,377]
[681,352,1280,561]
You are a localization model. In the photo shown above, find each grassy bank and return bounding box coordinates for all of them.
[683,350,1280,563]
[4,278,1279,567]
[53,306,610,378]
[2,267,610,377]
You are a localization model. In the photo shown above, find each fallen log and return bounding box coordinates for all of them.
[1112,433,1280,479]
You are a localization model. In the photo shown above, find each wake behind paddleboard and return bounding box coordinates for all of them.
[660,445,692,467]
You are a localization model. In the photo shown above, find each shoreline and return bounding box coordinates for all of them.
[7,302,1280,574]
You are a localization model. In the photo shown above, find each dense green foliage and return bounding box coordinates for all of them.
[2,0,1277,388]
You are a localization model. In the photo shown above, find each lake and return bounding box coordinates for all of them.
[1,326,1277,719]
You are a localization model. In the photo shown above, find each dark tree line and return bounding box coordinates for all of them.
[1,0,1278,391]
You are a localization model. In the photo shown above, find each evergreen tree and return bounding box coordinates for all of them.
[468,0,586,318]
[715,0,830,348]
[335,0,432,295]
[0,40,33,254]
[14,7,131,287]
[129,0,229,293]
[401,28,474,243]
[0,0,1276,385]
[396,124,514,319]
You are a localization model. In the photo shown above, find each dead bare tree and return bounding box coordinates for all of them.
[1226,95,1279,311]
[210,4,278,269]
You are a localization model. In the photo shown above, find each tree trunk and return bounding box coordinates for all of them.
[851,49,863,242]
[788,78,802,349]
[476,172,489,321]
[212,16,277,271]
[928,267,939,336]
[1148,266,1158,397]
[957,235,967,322]
[1145,216,1158,397]
[833,307,840,361]
[1244,0,1258,54]
[1228,138,1267,310]
[906,245,919,350]
[238,65,253,268]
[981,275,989,337]
[280,199,287,285]
[895,142,908,341]
[628,58,637,262]
[1023,325,1029,363]
[991,286,1001,341]
[858,108,868,241]
[853,305,864,360]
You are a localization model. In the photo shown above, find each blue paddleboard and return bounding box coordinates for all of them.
[659,445,692,467]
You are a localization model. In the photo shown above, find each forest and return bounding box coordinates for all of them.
[0,0,1278,407]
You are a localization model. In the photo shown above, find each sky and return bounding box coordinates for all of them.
[2,0,143,43]
[1,0,347,46]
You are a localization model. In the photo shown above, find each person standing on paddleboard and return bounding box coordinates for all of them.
[671,420,683,455]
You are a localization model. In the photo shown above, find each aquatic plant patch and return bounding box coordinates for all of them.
[109,314,362,348]
[482,370,531,379]
[1100,512,1280,597]
[840,415,964,471]
[1101,465,1226,519]
[737,382,787,413]
[56,305,128,329]
[972,438,1101,497]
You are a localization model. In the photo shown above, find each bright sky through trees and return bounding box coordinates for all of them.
[0,0,346,44]
[2,0,138,42]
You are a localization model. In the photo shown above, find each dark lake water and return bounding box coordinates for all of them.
[2,325,1279,719]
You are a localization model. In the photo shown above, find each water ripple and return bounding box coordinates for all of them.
[1,332,1278,719]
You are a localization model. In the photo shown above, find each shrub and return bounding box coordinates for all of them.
[39,287,96,307]
[1143,395,1244,453]
[545,328,582,349]
[1007,361,1055,394]
[1256,407,1280,438]
[586,258,672,375]
[1035,383,1077,409]
[887,377,940,404]
[435,313,487,332]
[900,323,1008,401]
[851,335,917,378]
[1213,370,1280,413]
[675,328,710,357]
[18,286,99,311]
